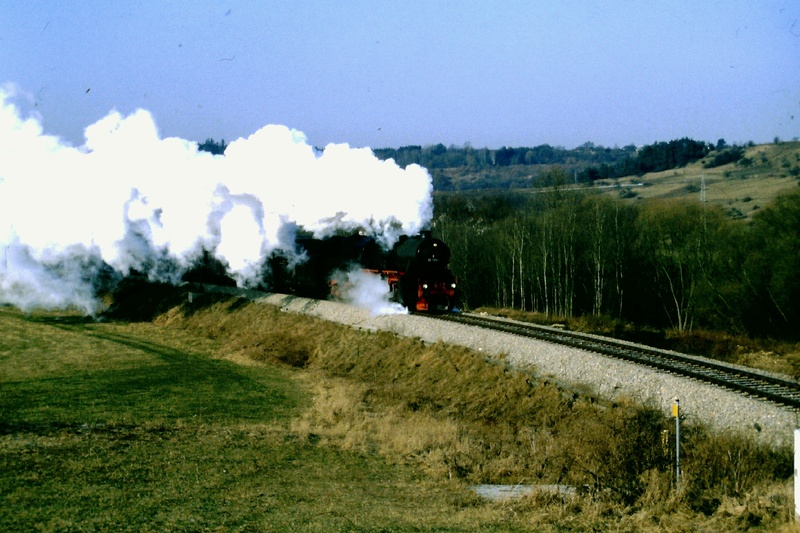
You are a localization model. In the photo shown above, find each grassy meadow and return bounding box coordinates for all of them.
[0,304,478,531]
[1,283,797,531]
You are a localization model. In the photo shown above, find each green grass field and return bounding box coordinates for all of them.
[0,306,505,532]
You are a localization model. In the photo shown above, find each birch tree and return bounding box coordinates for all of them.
[637,203,708,331]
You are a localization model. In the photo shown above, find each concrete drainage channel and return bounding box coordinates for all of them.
[470,484,577,501]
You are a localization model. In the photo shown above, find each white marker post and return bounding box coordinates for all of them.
[672,398,681,489]
[795,429,800,520]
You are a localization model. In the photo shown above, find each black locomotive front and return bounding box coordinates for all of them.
[388,231,458,312]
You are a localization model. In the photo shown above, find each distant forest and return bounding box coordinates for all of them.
[373,138,750,190]
[198,137,750,191]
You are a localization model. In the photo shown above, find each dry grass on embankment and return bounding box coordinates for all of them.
[146,286,795,531]
[2,281,796,531]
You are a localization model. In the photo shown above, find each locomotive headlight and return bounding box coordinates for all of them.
[450,283,457,289]
[422,283,429,290]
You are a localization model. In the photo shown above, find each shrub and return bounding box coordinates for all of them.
[682,430,792,507]
[664,329,762,362]
[704,146,745,168]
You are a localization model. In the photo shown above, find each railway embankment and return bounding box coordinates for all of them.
[252,291,800,448]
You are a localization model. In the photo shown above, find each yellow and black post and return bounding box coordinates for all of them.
[672,398,681,489]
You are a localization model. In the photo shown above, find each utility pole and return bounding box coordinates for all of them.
[700,175,706,205]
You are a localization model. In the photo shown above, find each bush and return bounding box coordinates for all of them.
[704,146,745,168]
[682,430,792,505]
[664,329,753,362]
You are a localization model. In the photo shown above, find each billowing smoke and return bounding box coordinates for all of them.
[0,84,433,314]
[331,267,408,315]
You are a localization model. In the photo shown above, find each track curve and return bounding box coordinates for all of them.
[434,312,800,410]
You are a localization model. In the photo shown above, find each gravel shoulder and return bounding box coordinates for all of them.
[253,292,800,448]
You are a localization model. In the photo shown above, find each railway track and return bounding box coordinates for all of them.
[433,312,800,410]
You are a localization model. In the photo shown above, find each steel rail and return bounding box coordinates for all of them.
[433,312,800,410]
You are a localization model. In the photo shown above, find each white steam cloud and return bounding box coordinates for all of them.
[332,267,408,315]
[0,84,433,314]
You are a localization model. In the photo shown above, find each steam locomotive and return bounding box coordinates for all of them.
[183,231,458,312]
[269,231,459,312]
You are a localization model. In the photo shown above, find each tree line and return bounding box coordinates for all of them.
[433,177,800,341]
[373,138,744,177]
[373,141,639,172]
[372,138,750,191]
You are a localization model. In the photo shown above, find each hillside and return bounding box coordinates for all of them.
[434,141,800,220]
[596,141,800,219]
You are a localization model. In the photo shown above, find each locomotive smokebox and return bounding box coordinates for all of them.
[391,231,450,268]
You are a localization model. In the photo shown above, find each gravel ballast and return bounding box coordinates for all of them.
[250,292,800,448]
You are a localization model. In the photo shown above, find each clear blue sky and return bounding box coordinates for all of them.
[2,1,799,150]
